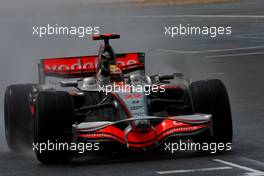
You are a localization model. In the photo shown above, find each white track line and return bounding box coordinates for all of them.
[128,15,264,19]
[156,166,232,174]
[241,157,264,167]
[158,45,264,54]
[213,159,264,175]
[206,51,264,58]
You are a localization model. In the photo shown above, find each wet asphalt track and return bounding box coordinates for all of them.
[1,0,264,175]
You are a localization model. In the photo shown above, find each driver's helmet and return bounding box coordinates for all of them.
[96,52,111,87]
[109,65,124,82]
[97,52,110,77]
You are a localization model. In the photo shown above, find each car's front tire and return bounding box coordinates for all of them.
[34,91,74,164]
[189,79,233,147]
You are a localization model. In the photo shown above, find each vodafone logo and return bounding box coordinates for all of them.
[44,59,95,72]
[116,59,137,67]
[43,56,140,73]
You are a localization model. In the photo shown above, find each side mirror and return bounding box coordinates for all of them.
[60,80,78,87]
[158,74,174,81]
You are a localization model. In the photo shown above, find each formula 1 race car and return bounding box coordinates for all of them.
[4,34,232,164]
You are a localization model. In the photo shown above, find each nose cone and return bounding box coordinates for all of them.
[132,119,151,133]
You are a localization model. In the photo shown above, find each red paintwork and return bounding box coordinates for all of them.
[42,53,143,76]
[29,104,35,116]
[124,93,143,99]
[92,33,120,40]
[77,119,207,148]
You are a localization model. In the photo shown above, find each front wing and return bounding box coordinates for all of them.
[74,114,212,149]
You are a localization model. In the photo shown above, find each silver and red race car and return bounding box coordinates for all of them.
[4,34,232,164]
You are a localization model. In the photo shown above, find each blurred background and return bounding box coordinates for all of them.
[1,0,264,175]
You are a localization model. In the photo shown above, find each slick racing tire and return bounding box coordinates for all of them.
[4,84,35,152]
[34,91,74,164]
[189,79,233,146]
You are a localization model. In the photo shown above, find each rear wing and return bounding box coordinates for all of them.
[38,52,145,84]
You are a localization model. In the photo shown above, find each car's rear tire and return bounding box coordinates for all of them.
[4,84,35,152]
[189,79,233,146]
[34,91,74,164]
